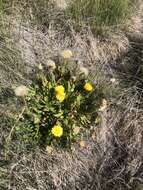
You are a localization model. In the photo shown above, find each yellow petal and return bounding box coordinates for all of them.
[84,83,93,92]
[51,125,63,137]
[56,92,66,102]
[55,85,65,93]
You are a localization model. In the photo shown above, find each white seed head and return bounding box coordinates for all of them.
[38,64,43,70]
[60,49,73,59]
[71,76,76,81]
[46,59,56,70]
[99,99,108,112]
[79,66,89,76]
[15,85,28,97]
[110,78,116,83]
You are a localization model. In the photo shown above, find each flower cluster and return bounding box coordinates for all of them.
[14,50,104,149]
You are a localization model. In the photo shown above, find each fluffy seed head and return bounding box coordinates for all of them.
[60,49,73,59]
[15,85,28,97]
[46,59,56,70]
[110,78,116,83]
[79,66,89,76]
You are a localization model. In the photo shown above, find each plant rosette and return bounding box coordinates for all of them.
[14,51,104,149]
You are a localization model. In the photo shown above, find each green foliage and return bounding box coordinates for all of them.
[66,0,134,34]
[15,56,104,149]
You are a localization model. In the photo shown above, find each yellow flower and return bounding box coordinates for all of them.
[14,85,28,97]
[84,83,93,92]
[55,85,65,94]
[51,125,63,137]
[60,49,73,59]
[56,92,66,102]
[55,85,66,102]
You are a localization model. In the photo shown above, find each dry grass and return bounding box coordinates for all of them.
[0,0,143,190]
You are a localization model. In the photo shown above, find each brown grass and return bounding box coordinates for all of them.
[0,0,143,190]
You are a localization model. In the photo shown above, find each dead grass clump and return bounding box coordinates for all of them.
[3,99,143,190]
